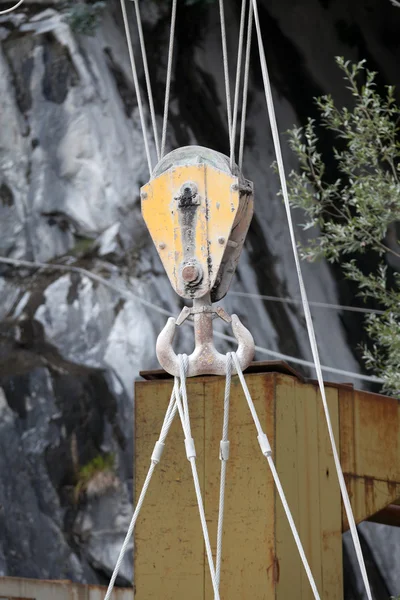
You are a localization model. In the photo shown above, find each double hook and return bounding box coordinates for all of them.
[156,294,255,377]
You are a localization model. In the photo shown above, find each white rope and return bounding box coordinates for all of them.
[230,291,385,315]
[177,353,191,436]
[120,0,153,175]
[231,352,321,600]
[133,0,160,161]
[103,386,178,600]
[0,256,172,318]
[103,462,155,600]
[0,255,384,384]
[215,353,232,592]
[250,1,373,597]
[212,328,384,384]
[238,0,253,171]
[0,0,24,14]
[219,0,233,149]
[161,0,178,158]
[175,355,221,600]
[0,251,383,319]
[230,0,247,171]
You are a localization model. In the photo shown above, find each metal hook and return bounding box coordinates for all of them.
[156,294,255,377]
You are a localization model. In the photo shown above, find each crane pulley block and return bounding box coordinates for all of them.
[141,146,254,302]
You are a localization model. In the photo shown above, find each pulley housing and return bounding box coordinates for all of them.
[141,146,254,301]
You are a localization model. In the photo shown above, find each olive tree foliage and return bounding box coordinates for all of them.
[285,58,400,396]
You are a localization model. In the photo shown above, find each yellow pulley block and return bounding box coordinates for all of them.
[141,146,255,376]
[141,146,254,302]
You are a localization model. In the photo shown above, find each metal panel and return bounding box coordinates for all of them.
[134,366,400,600]
[339,387,400,528]
[202,373,276,599]
[134,379,205,599]
[274,375,342,600]
[135,370,344,599]
[135,373,276,599]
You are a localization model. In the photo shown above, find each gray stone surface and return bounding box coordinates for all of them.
[0,319,131,583]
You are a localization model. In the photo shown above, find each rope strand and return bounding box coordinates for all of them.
[0,255,384,384]
[250,1,373,597]
[219,0,233,149]
[238,0,253,171]
[120,0,153,174]
[133,0,160,161]
[230,290,385,315]
[230,0,248,170]
[0,0,24,14]
[103,387,178,600]
[215,354,232,592]
[161,0,178,158]
[231,352,321,600]
[175,355,221,600]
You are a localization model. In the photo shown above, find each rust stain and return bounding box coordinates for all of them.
[273,556,280,584]
[266,553,280,585]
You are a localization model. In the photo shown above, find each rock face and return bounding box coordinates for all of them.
[0,0,399,596]
[0,318,133,584]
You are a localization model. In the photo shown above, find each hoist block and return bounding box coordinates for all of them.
[141,146,254,301]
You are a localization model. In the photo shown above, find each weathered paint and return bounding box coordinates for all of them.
[141,162,253,301]
[134,366,400,599]
[339,386,400,529]
[273,375,342,600]
[135,379,205,599]
[0,577,132,600]
[137,369,388,599]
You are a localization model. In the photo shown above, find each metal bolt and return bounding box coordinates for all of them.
[182,265,199,283]
[231,183,239,192]
[141,191,148,200]
[180,181,198,195]
[218,237,225,245]
[159,242,166,250]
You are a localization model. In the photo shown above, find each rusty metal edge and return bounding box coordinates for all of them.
[138,360,397,403]
[139,360,302,381]
[367,504,400,528]
[139,360,353,390]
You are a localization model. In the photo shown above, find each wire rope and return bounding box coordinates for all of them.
[250,1,373,596]
[161,0,178,158]
[120,0,153,174]
[133,0,160,161]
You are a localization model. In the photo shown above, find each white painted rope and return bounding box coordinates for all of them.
[0,0,24,14]
[0,255,383,384]
[230,290,385,315]
[250,1,373,597]
[175,355,221,600]
[0,255,384,384]
[161,0,178,158]
[230,0,247,170]
[215,354,233,593]
[103,386,178,600]
[231,352,321,600]
[238,0,253,171]
[133,0,160,161]
[120,0,153,174]
[219,0,233,151]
